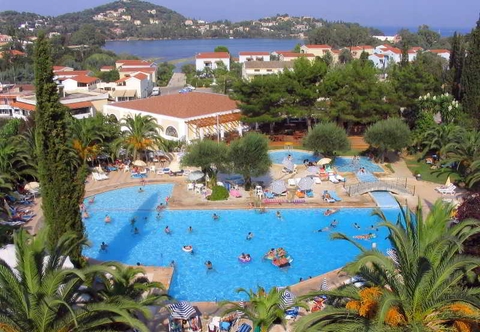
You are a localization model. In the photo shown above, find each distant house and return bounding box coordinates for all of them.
[242,61,294,81]
[348,45,374,59]
[277,52,315,62]
[103,92,242,142]
[238,51,270,63]
[428,49,450,61]
[54,70,92,81]
[115,60,157,84]
[53,65,74,72]
[368,54,387,70]
[62,75,100,92]
[299,44,332,57]
[0,50,26,59]
[374,45,402,64]
[98,73,151,101]
[195,52,230,72]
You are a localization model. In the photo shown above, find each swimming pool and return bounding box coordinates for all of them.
[268,150,319,165]
[335,157,384,173]
[83,184,398,302]
[268,151,383,173]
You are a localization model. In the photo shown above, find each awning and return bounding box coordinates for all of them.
[186,113,242,137]
[112,89,136,98]
[10,101,36,111]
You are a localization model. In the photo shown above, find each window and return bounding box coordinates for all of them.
[266,69,273,72]
[165,126,178,137]
[254,69,260,72]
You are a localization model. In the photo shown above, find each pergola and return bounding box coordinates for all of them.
[185,112,242,139]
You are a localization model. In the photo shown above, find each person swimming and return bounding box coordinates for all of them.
[100,241,108,251]
[88,196,95,204]
[246,232,254,240]
[205,261,213,270]
[82,211,89,219]
[330,219,339,228]
[276,211,282,219]
[133,227,139,235]
[104,215,111,223]
[212,213,219,220]
[353,222,361,229]
[138,187,144,193]
[165,226,171,235]
[315,227,330,232]
[188,226,193,233]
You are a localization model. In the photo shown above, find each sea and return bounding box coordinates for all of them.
[103,26,471,67]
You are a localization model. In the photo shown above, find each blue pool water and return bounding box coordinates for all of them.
[335,157,384,173]
[268,150,319,165]
[83,184,399,301]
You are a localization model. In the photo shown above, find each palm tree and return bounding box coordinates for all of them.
[0,229,151,332]
[70,117,105,164]
[294,201,480,331]
[93,261,170,306]
[116,114,163,160]
[443,130,480,184]
[221,286,303,332]
[420,123,464,160]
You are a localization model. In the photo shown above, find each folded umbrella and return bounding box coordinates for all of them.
[271,180,287,195]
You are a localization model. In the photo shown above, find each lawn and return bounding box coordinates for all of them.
[404,154,459,184]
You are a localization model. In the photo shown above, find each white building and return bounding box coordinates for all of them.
[62,76,100,92]
[195,52,230,72]
[98,73,151,101]
[238,51,270,63]
[242,61,294,81]
[103,92,242,142]
[429,49,450,61]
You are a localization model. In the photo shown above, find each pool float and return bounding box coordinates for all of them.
[264,251,276,260]
[182,245,193,253]
[353,234,376,240]
[272,256,291,268]
[238,255,252,263]
[324,208,339,216]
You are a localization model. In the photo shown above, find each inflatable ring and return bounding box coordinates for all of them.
[182,245,193,253]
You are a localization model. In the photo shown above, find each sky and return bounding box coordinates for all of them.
[0,0,478,29]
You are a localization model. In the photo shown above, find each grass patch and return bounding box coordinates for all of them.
[404,154,458,184]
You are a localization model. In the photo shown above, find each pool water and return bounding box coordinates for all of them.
[269,150,319,165]
[83,184,399,302]
[335,157,384,173]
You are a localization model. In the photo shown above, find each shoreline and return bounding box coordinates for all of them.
[105,36,306,42]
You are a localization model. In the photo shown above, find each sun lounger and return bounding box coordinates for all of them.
[329,175,340,183]
[435,184,456,195]
[229,189,242,198]
[262,198,286,204]
[323,196,335,203]
[296,191,305,198]
[329,191,342,201]
[306,190,314,198]
[92,172,109,181]
[236,323,252,332]
[287,178,296,187]
[264,191,275,199]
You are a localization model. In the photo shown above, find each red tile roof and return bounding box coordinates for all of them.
[350,45,373,51]
[54,70,90,76]
[53,66,71,71]
[281,52,315,58]
[116,77,129,83]
[68,75,99,84]
[110,93,238,119]
[133,73,148,80]
[196,52,230,59]
[11,101,35,111]
[64,101,92,109]
[383,47,402,54]
[239,51,270,56]
[430,49,450,53]
[410,47,423,52]
[304,44,332,49]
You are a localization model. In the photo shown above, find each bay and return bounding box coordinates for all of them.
[104,38,303,63]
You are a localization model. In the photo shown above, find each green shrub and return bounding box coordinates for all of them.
[207,185,229,201]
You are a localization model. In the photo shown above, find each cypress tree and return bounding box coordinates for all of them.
[34,32,87,262]
[449,32,465,101]
[461,16,480,128]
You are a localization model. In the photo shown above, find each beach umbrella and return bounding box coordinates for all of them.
[280,289,296,309]
[187,170,204,182]
[445,176,452,187]
[317,158,332,166]
[307,166,319,174]
[24,182,40,191]
[282,158,294,172]
[297,177,314,191]
[320,277,330,291]
[133,160,147,167]
[167,301,197,320]
[271,180,287,195]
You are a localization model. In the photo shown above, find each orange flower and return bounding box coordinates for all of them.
[453,321,472,332]
[448,303,475,315]
[346,300,361,311]
[385,307,406,327]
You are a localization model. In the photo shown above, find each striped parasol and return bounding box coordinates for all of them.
[297,177,314,191]
[270,180,287,195]
[387,248,400,266]
[320,277,329,291]
[167,301,197,320]
[280,289,296,309]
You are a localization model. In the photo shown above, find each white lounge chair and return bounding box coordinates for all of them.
[288,178,297,187]
[436,184,456,195]
[92,172,109,181]
[329,175,340,184]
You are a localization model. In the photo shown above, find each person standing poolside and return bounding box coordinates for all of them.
[246,232,254,240]
[165,226,171,235]
[104,215,111,223]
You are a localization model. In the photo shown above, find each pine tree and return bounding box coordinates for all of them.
[449,32,465,101]
[461,16,480,128]
[34,32,87,262]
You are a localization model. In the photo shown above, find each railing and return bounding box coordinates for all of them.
[346,178,415,196]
